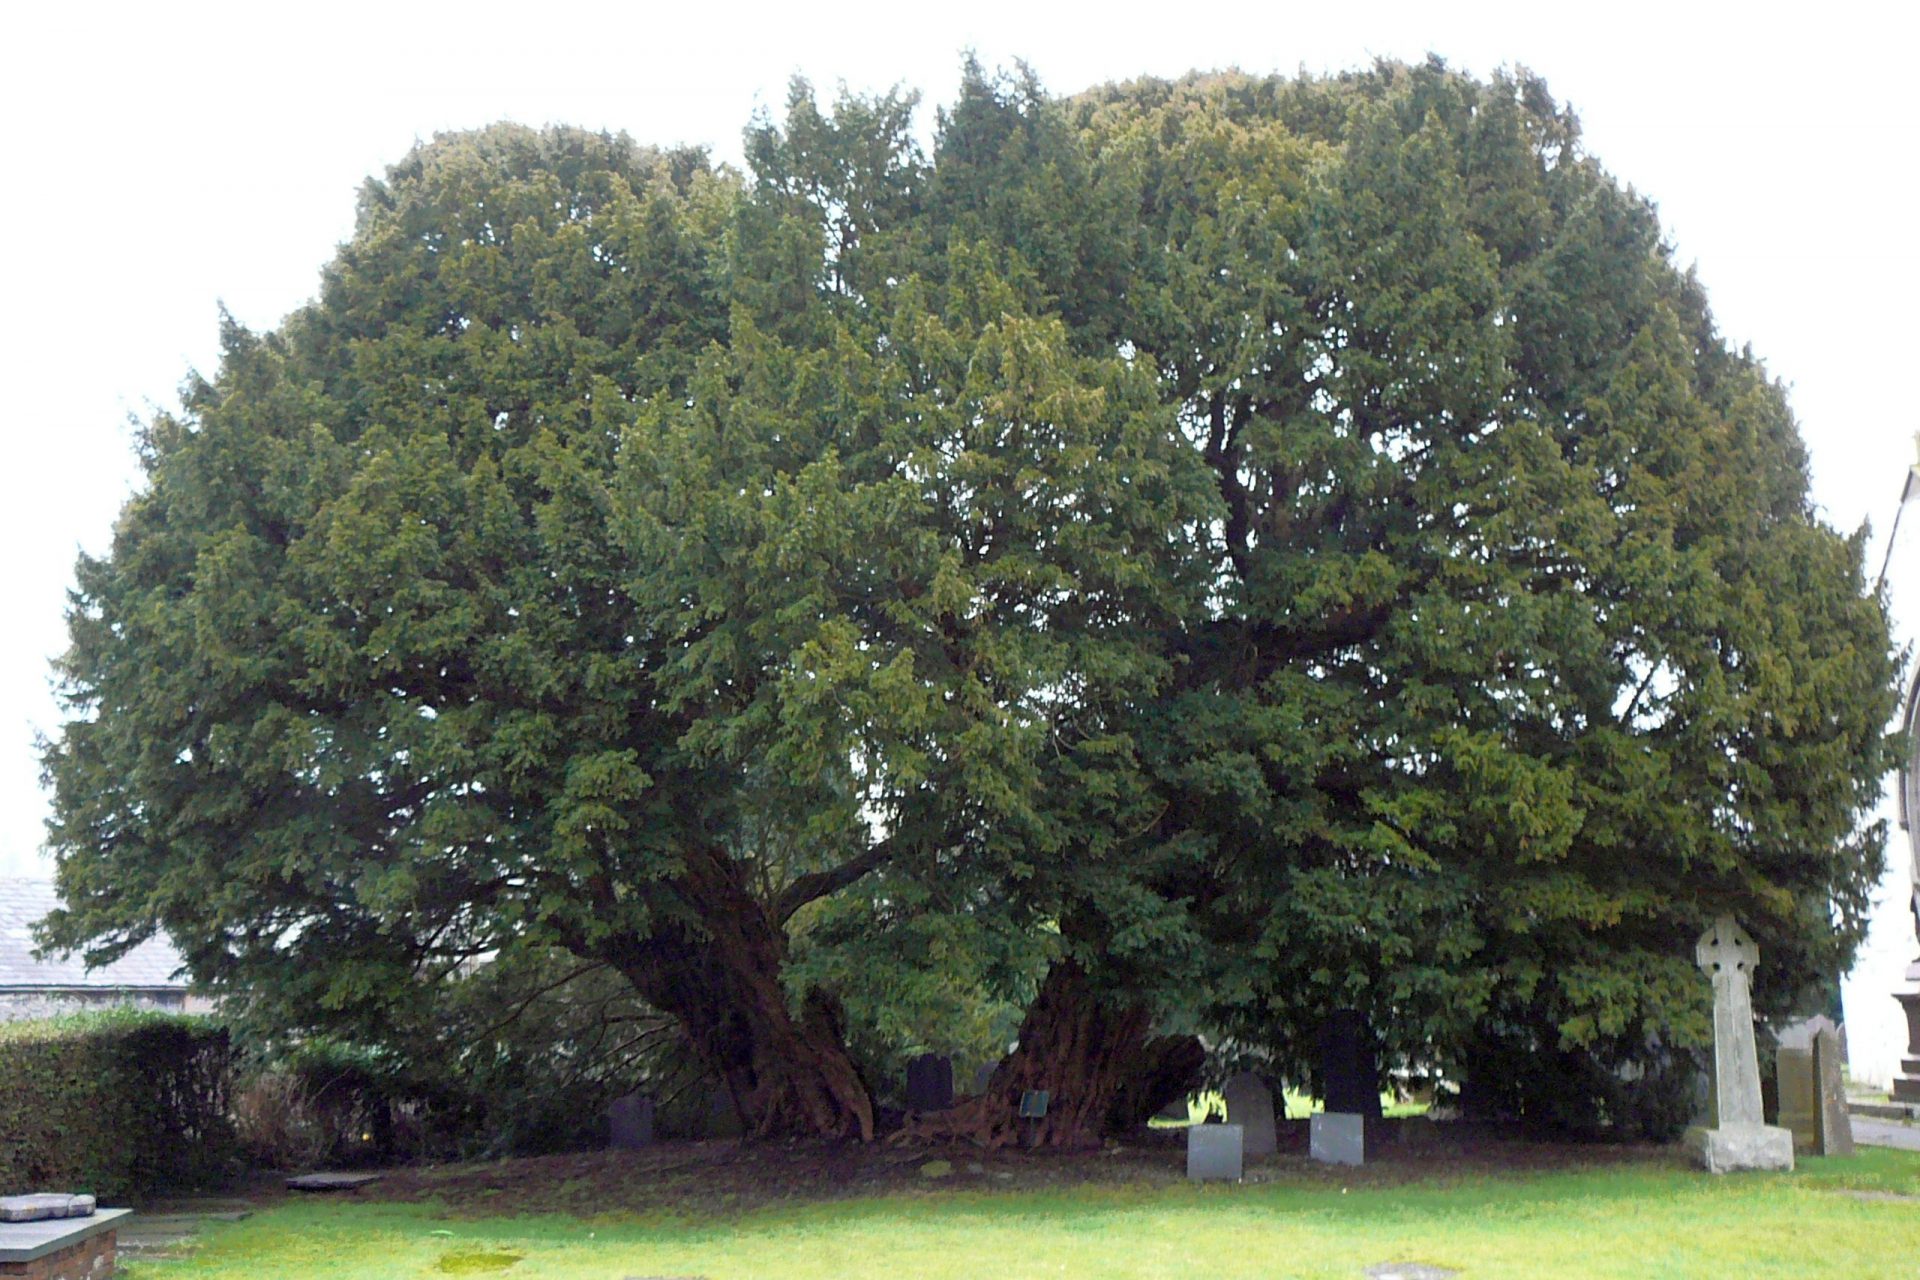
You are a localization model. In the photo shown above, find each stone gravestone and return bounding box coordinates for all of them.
[1685,916,1794,1172]
[1186,1122,1244,1181]
[1812,1025,1855,1157]
[905,1054,955,1113]
[1310,1111,1366,1166]
[1221,1072,1277,1158]
[1775,1047,1817,1151]
[608,1092,654,1150]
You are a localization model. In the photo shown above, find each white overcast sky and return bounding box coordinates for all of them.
[4,0,1917,1063]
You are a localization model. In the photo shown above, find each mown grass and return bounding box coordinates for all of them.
[123,1147,1920,1280]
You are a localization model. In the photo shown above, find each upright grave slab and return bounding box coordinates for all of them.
[1811,1025,1855,1157]
[905,1054,955,1113]
[1221,1072,1277,1158]
[1186,1123,1244,1181]
[1685,916,1793,1173]
[608,1093,654,1150]
[1776,1046,1818,1151]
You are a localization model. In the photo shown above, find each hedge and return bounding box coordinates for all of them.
[0,1010,236,1199]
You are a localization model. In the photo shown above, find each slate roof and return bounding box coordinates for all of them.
[0,878,187,990]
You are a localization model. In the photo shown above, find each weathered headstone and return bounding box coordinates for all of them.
[1310,1111,1366,1166]
[1776,1047,1817,1151]
[1221,1072,1277,1158]
[1186,1122,1244,1180]
[905,1053,955,1112]
[1685,916,1793,1172]
[608,1092,654,1150]
[1812,1025,1855,1157]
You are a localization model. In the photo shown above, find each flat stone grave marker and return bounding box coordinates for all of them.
[1221,1071,1277,1158]
[1186,1122,1244,1180]
[1310,1111,1365,1166]
[286,1172,384,1192]
[906,1053,955,1112]
[1813,1025,1855,1157]
[609,1093,654,1149]
[1686,915,1793,1172]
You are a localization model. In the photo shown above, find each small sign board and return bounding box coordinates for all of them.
[1018,1089,1050,1119]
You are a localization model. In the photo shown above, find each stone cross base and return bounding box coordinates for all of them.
[1686,1123,1794,1174]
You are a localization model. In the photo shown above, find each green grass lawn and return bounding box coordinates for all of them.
[125,1148,1920,1280]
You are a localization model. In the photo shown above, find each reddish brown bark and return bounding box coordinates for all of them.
[609,847,874,1141]
[896,958,1169,1148]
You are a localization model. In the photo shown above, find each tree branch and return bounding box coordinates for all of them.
[774,835,897,924]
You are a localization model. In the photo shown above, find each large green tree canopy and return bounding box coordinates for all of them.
[44,59,1900,1144]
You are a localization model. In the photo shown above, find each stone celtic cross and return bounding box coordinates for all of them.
[1695,915,1764,1127]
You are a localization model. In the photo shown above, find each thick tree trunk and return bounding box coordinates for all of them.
[896,959,1168,1148]
[607,848,875,1141]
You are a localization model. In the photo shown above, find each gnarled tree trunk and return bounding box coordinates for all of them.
[896,958,1186,1148]
[607,847,875,1140]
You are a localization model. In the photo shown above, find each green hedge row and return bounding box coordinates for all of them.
[0,1011,236,1200]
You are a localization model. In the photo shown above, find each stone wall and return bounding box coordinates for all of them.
[0,992,185,1023]
[0,1230,115,1279]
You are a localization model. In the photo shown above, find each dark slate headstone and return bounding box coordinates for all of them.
[905,1053,955,1112]
[1776,1047,1817,1150]
[1318,1008,1383,1118]
[609,1092,655,1150]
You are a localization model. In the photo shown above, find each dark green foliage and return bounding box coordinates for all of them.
[40,61,1902,1144]
[0,1012,235,1198]
[961,60,1901,1095]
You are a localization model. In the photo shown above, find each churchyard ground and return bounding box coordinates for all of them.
[117,1128,1920,1280]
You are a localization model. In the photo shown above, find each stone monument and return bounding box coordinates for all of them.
[607,1093,654,1150]
[1221,1072,1277,1158]
[1775,1046,1817,1151]
[1894,674,1920,1106]
[1186,1122,1244,1181]
[905,1054,955,1113]
[1812,1024,1855,1156]
[1686,916,1793,1172]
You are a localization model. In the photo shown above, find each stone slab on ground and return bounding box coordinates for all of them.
[1687,1122,1794,1173]
[1366,1265,1458,1280]
[287,1172,385,1192]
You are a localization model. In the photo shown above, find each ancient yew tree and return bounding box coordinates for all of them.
[44,62,1901,1144]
